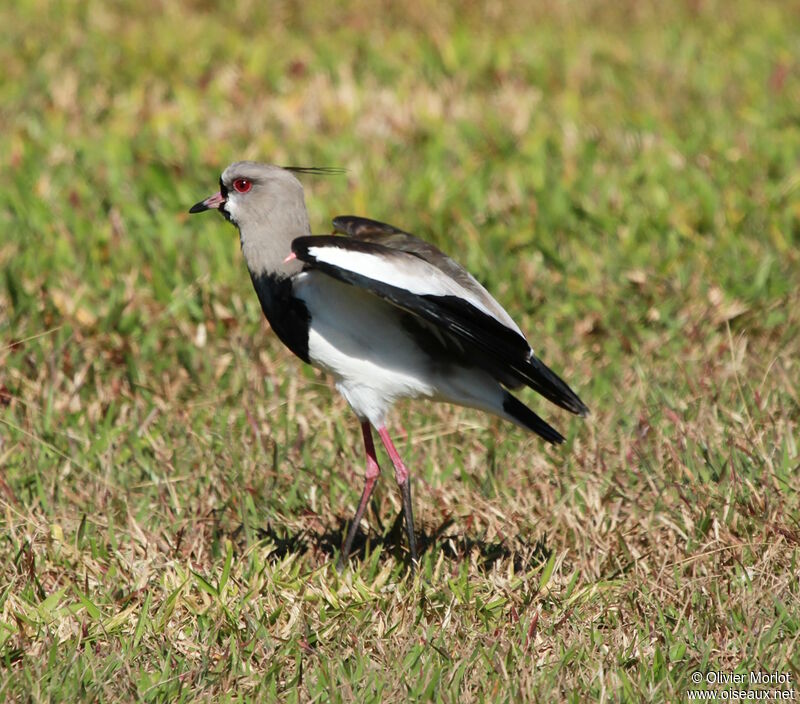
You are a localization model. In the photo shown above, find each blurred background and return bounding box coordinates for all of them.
[1,0,799,699]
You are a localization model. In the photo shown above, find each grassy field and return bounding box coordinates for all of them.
[2,0,799,700]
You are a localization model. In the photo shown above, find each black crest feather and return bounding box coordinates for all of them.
[282,166,346,176]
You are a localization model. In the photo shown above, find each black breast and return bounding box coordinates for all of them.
[249,272,311,363]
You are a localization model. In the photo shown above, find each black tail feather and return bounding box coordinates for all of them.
[521,356,589,417]
[502,392,565,444]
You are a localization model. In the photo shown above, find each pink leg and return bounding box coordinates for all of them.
[377,427,409,484]
[338,422,381,569]
[377,427,418,567]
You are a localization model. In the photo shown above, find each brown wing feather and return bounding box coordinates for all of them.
[331,215,519,330]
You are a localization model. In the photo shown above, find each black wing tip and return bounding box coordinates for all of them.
[502,393,565,445]
[528,355,589,417]
[563,395,590,417]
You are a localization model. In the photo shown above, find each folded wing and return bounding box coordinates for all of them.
[291,217,588,416]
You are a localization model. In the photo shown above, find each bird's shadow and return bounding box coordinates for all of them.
[246,510,552,574]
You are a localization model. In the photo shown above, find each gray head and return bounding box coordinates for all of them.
[189,161,315,277]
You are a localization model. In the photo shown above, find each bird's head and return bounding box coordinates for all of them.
[189,161,312,228]
[189,161,343,275]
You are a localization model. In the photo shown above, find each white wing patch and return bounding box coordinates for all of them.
[306,245,524,336]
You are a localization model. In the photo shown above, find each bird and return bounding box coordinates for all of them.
[189,161,588,570]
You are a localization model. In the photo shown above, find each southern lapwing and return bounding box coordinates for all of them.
[189,161,588,570]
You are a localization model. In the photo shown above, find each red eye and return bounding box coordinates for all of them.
[233,178,252,193]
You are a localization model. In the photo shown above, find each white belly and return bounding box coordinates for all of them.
[295,273,437,426]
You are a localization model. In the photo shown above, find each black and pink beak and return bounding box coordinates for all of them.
[189,191,226,214]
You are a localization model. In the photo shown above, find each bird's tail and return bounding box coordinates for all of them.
[502,391,565,444]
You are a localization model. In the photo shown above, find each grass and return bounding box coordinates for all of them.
[1,0,799,700]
